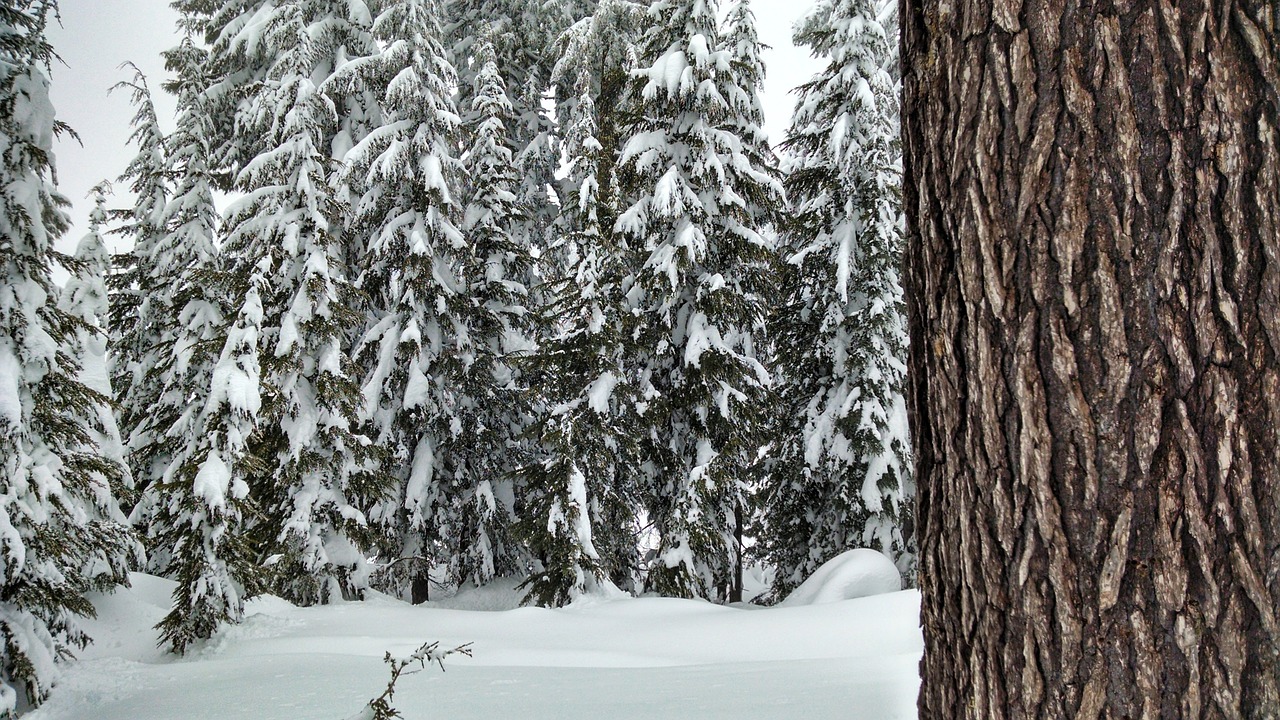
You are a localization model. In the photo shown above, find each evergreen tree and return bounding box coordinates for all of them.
[106,65,169,499]
[514,0,649,605]
[761,0,913,599]
[516,82,630,606]
[443,39,534,586]
[0,1,137,709]
[720,0,772,176]
[132,30,262,654]
[614,0,781,600]
[444,0,562,153]
[332,0,467,600]
[59,183,134,508]
[444,0,587,292]
[146,273,264,654]
[207,0,388,605]
[909,1,1280,712]
[874,0,898,88]
[124,36,222,528]
[548,0,642,241]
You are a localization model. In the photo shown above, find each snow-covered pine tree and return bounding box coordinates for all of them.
[59,182,135,510]
[443,38,534,587]
[106,66,169,503]
[132,30,265,654]
[0,1,137,709]
[720,0,773,187]
[874,0,897,88]
[445,0,587,293]
[209,0,388,605]
[315,0,382,278]
[146,272,265,653]
[516,82,627,606]
[614,0,782,601]
[760,0,913,599]
[123,35,221,530]
[446,0,555,106]
[199,0,377,174]
[717,0,783,602]
[330,0,467,601]
[513,0,649,606]
[547,0,642,242]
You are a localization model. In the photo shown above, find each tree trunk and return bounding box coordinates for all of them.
[730,500,744,603]
[902,1,1280,717]
[411,574,430,605]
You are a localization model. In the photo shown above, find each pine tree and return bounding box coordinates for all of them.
[720,0,772,177]
[0,1,137,709]
[547,0,642,243]
[59,183,134,508]
[206,0,388,605]
[332,0,467,601]
[106,66,169,503]
[442,39,534,586]
[444,0,588,295]
[125,36,222,527]
[760,0,913,599]
[908,1,1280,712]
[614,0,781,600]
[513,0,650,605]
[444,0,564,154]
[132,29,262,654]
[517,82,631,606]
[147,271,264,653]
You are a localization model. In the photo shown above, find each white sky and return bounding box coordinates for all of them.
[47,0,820,251]
[49,0,179,252]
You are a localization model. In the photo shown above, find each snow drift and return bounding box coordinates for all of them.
[781,549,902,606]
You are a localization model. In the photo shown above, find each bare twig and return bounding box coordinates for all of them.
[357,640,474,720]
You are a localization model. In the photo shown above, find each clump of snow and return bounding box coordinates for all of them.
[0,341,23,427]
[585,371,618,414]
[192,451,231,510]
[780,549,902,606]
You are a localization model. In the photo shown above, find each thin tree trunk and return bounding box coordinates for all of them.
[902,1,1280,717]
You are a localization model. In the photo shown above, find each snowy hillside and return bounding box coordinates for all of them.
[29,574,922,720]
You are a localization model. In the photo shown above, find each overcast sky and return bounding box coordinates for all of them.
[47,0,820,252]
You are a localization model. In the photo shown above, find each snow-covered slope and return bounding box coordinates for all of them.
[30,574,922,720]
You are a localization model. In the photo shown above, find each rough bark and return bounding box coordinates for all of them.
[902,1,1280,717]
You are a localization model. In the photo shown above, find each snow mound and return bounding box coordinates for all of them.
[427,576,528,611]
[563,578,631,609]
[781,549,901,606]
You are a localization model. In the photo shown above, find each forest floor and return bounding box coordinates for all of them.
[28,573,921,719]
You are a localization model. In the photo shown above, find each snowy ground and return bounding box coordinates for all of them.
[30,574,922,720]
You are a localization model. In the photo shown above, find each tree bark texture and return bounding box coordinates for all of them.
[902,1,1280,717]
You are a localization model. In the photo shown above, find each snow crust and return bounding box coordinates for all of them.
[781,549,903,606]
[31,573,922,720]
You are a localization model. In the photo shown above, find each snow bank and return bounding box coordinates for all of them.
[781,549,902,606]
